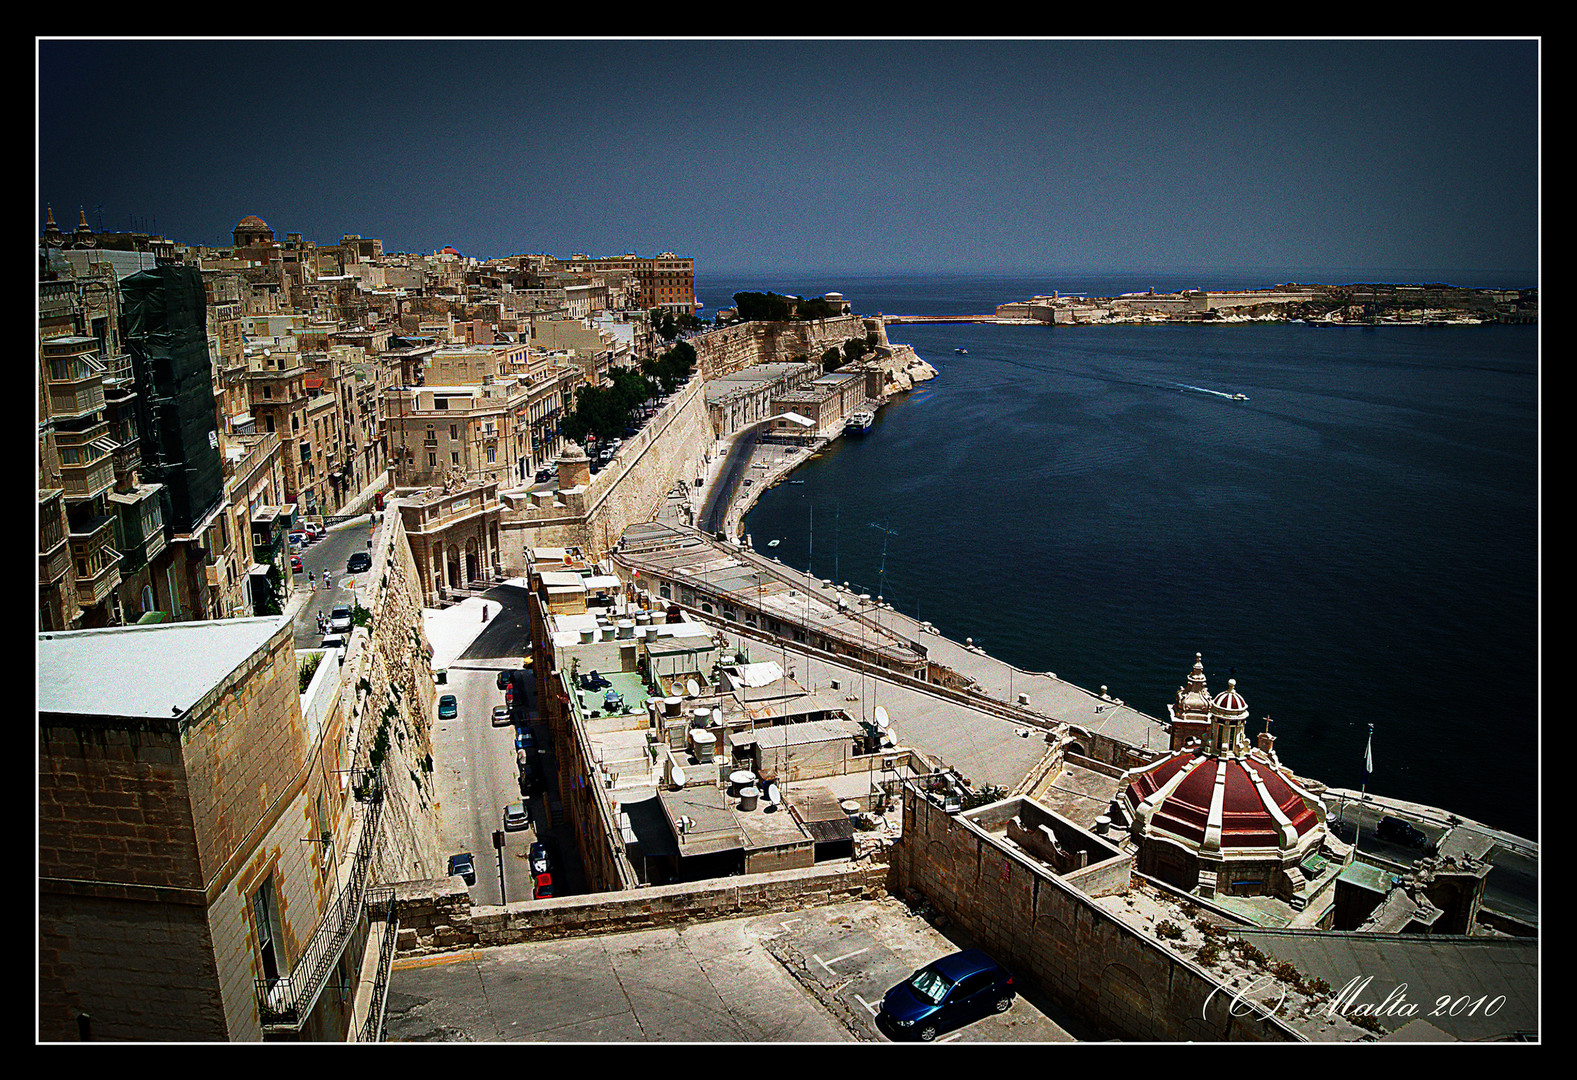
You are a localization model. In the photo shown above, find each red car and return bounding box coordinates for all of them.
[291,554,303,573]
[533,872,554,899]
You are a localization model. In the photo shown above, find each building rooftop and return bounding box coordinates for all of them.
[37,616,291,723]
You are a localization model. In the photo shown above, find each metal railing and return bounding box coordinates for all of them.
[256,766,386,1031]
[356,886,398,1042]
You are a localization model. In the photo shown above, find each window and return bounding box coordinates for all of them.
[252,875,286,984]
[450,424,458,440]
[428,452,437,466]
[451,451,460,465]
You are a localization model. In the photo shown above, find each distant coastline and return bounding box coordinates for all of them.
[882,281,1537,328]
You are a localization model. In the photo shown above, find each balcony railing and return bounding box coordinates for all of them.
[60,455,115,503]
[256,765,386,1032]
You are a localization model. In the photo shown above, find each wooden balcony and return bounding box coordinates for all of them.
[48,380,106,421]
[75,557,121,608]
[60,454,115,503]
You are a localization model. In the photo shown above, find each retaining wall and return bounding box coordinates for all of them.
[388,860,892,956]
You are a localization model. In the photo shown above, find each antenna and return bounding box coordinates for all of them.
[869,522,898,601]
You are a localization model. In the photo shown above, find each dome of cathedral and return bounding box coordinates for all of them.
[235,214,270,230]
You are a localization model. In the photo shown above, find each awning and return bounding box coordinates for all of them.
[246,563,273,577]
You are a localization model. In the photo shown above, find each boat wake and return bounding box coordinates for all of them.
[1175,383,1248,401]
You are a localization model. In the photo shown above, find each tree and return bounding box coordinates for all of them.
[821,347,843,372]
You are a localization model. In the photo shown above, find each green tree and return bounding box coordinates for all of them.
[821,347,843,372]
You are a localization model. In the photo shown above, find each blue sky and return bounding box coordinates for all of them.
[37,38,1539,279]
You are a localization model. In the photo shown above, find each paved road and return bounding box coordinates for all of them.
[432,581,587,904]
[289,517,377,648]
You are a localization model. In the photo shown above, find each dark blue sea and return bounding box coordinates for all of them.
[697,271,1539,840]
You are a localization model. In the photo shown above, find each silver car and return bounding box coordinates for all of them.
[503,801,529,831]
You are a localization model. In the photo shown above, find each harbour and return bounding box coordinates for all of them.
[714,279,1538,843]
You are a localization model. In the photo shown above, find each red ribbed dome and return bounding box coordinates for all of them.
[236,214,270,229]
[1122,750,1323,851]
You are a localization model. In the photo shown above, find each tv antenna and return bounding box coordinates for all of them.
[869,522,898,601]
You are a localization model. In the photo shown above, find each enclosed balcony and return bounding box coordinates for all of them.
[55,425,117,503]
[109,483,167,571]
[69,515,122,608]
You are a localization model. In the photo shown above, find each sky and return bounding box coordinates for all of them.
[37,38,1540,280]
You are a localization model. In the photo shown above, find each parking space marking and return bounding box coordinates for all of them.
[814,947,869,976]
[853,993,880,1016]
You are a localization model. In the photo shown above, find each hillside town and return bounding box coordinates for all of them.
[38,213,1535,1044]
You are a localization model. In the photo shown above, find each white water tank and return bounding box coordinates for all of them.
[690,727,716,762]
[738,785,759,811]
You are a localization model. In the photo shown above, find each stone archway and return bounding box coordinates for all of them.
[465,537,480,585]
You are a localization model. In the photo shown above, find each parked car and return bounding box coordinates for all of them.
[437,694,458,720]
[503,801,529,831]
[347,551,372,573]
[528,841,552,876]
[518,750,544,794]
[532,872,554,899]
[291,554,303,573]
[491,705,513,727]
[289,531,309,549]
[497,670,513,691]
[447,852,476,886]
[320,632,347,651]
[329,605,353,634]
[305,521,326,539]
[877,949,1015,1042]
[514,726,536,751]
[1377,815,1429,850]
[535,468,555,484]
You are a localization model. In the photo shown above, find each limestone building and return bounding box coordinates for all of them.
[38,616,397,1041]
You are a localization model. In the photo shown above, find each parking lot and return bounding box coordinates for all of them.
[382,897,1088,1043]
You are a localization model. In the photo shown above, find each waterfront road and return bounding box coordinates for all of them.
[697,423,759,535]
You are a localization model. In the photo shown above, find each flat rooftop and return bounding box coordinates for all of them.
[38,616,291,722]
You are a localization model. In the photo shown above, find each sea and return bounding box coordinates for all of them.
[694,270,1540,841]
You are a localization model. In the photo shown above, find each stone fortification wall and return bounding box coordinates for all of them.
[387,861,891,956]
[894,792,1301,1042]
[339,509,445,883]
[500,374,714,562]
[692,314,875,379]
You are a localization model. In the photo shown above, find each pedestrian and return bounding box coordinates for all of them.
[481,604,489,623]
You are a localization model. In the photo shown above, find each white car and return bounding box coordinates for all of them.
[329,605,353,634]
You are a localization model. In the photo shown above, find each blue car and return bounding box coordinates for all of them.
[878,949,1015,1041]
[437,694,458,720]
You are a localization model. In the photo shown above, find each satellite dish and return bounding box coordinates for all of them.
[671,766,686,789]
[686,678,700,698]
[262,347,271,357]
[874,706,890,730]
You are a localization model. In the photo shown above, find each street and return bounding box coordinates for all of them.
[427,584,585,907]
[289,515,378,648]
